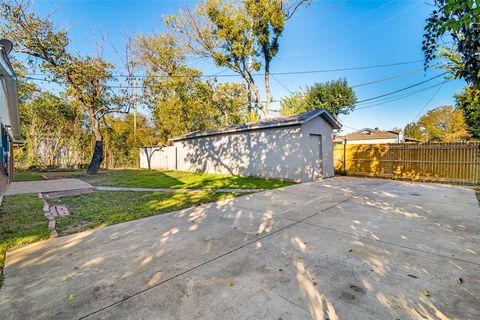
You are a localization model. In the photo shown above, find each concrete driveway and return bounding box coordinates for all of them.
[1,177,479,320]
[5,178,93,195]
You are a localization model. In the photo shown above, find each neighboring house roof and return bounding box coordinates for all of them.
[0,39,20,137]
[170,109,341,142]
[345,131,398,140]
[336,127,420,143]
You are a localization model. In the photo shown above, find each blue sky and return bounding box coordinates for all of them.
[31,0,466,133]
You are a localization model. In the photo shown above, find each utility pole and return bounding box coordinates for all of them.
[133,79,137,142]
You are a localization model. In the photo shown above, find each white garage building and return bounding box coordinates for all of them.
[140,109,341,182]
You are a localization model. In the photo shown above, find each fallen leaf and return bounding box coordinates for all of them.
[227,280,234,288]
[349,284,360,292]
[67,294,75,301]
[422,289,430,297]
[457,277,464,284]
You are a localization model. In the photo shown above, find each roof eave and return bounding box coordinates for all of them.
[303,109,341,129]
[170,122,301,142]
[169,108,342,142]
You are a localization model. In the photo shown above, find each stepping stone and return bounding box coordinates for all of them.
[47,207,58,218]
[55,205,70,217]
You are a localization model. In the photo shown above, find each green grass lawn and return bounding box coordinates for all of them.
[12,171,46,182]
[84,169,295,189]
[13,170,85,182]
[0,194,51,287]
[51,190,243,235]
[13,169,295,190]
[0,189,245,288]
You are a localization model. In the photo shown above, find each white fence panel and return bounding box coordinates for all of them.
[140,146,177,170]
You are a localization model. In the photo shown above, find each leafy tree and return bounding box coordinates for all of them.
[169,0,307,118]
[15,92,87,168]
[1,1,134,174]
[418,105,470,142]
[133,32,248,140]
[280,78,357,117]
[455,85,480,138]
[103,113,160,168]
[211,82,249,125]
[404,122,424,141]
[423,0,480,86]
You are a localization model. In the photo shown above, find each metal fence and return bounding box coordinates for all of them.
[333,141,480,185]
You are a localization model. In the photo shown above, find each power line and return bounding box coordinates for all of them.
[20,65,450,115]
[286,1,421,58]
[322,0,395,35]
[410,81,446,122]
[355,80,449,110]
[271,66,431,100]
[271,74,293,94]
[351,67,426,88]
[22,59,425,81]
[354,73,447,105]
[355,81,446,108]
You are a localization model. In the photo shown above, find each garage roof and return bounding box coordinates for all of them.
[170,109,341,141]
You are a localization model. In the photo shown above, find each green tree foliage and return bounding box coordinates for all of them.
[211,82,250,125]
[16,92,159,170]
[1,1,134,174]
[133,32,249,141]
[103,113,160,168]
[455,85,480,138]
[15,92,90,168]
[403,122,425,141]
[417,105,470,142]
[169,0,307,117]
[423,0,480,86]
[280,78,357,117]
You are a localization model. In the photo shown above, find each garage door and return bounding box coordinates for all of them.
[309,134,323,180]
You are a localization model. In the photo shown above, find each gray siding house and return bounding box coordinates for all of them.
[140,109,341,182]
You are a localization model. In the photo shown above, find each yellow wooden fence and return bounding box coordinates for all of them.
[333,141,480,185]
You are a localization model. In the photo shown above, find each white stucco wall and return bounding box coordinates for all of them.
[175,125,304,180]
[140,115,337,182]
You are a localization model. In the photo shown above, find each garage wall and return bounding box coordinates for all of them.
[140,146,177,170]
[175,125,303,180]
[140,116,336,182]
[301,116,335,180]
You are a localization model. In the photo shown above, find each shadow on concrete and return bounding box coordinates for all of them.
[0,178,479,319]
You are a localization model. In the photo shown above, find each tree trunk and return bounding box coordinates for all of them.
[264,48,271,118]
[87,141,103,174]
[264,61,271,118]
[245,74,267,118]
[247,52,253,115]
[145,149,152,170]
[86,116,103,175]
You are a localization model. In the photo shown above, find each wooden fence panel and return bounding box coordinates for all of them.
[333,141,480,185]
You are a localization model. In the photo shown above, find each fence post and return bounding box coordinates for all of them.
[343,139,347,173]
